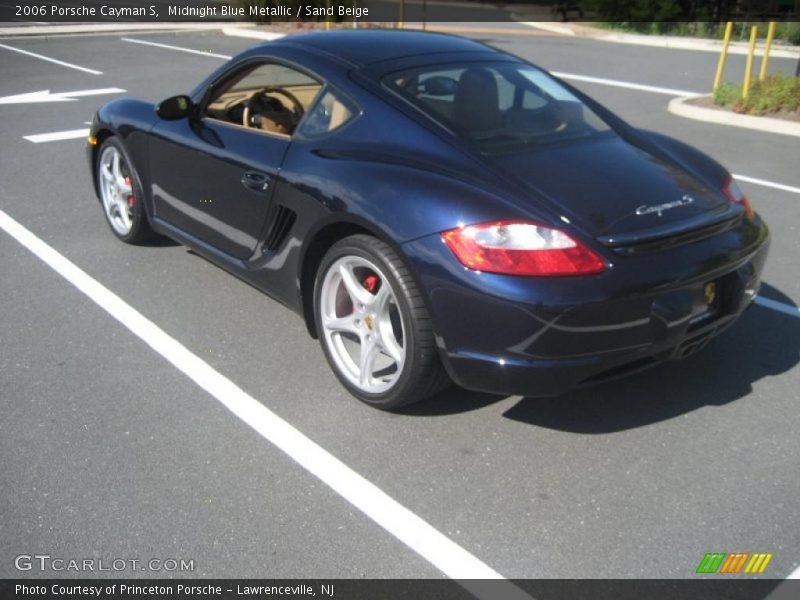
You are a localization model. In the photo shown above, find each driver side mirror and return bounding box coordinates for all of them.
[156,95,193,120]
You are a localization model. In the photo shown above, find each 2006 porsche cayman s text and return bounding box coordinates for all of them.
[88,30,769,409]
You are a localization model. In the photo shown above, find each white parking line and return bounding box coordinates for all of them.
[0,208,532,597]
[765,563,800,599]
[755,297,800,319]
[551,71,701,97]
[0,42,102,75]
[23,128,89,143]
[0,87,126,105]
[733,174,800,196]
[121,37,231,60]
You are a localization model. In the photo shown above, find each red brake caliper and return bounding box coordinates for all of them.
[363,274,379,293]
[125,177,135,206]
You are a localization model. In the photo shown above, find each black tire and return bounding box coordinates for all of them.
[313,234,450,410]
[95,136,154,244]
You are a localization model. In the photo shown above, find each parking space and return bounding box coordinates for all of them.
[1,28,798,584]
[0,194,442,580]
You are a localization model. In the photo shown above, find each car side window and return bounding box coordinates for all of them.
[522,89,548,110]
[394,67,464,122]
[297,90,356,137]
[386,62,611,152]
[496,75,515,110]
[203,62,322,137]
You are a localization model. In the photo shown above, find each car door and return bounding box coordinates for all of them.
[148,61,322,259]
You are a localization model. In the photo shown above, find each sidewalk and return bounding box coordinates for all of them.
[5,20,797,60]
[0,22,244,38]
[519,21,800,59]
[668,95,800,138]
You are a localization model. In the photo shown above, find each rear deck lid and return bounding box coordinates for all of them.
[491,135,733,244]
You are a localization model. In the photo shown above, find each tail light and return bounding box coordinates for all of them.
[441,220,606,277]
[723,176,754,220]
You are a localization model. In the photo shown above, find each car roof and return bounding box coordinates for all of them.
[268,29,498,67]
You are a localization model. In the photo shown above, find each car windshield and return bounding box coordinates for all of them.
[385,62,613,153]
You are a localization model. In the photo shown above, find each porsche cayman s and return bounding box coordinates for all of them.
[88,30,769,409]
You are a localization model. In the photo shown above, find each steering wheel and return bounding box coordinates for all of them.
[242,87,305,130]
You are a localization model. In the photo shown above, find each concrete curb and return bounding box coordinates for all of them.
[220,26,286,41]
[516,22,800,59]
[668,95,800,138]
[516,21,575,36]
[599,32,800,59]
[0,22,234,38]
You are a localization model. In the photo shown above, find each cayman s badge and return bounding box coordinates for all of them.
[635,194,694,217]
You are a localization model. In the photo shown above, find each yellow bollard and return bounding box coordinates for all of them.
[713,21,734,91]
[759,22,776,81]
[743,25,758,99]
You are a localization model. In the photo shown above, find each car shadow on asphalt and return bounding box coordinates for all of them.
[506,283,799,433]
[403,284,799,432]
[398,386,506,416]
[142,234,181,247]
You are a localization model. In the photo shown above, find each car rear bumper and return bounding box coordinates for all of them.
[402,217,770,398]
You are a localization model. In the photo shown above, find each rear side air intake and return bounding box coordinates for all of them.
[263,205,296,252]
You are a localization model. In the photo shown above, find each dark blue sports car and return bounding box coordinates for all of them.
[87,30,769,409]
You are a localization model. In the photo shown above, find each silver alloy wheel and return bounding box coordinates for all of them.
[319,256,406,394]
[98,145,134,236]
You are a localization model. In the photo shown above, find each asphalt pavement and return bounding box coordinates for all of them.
[1,27,799,584]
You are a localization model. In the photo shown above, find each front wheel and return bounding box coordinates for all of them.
[314,235,449,409]
[96,137,153,244]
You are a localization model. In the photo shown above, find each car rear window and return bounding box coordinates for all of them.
[384,62,612,153]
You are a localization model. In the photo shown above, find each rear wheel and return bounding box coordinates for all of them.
[96,137,153,244]
[314,235,449,409]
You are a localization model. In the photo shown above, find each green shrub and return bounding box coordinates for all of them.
[714,75,800,115]
[777,22,800,46]
[713,82,741,108]
[582,0,682,22]
[741,75,800,114]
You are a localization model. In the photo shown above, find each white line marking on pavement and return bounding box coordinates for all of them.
[0,87,125,105]
[0,208,530,597]
[519,22,575,36]
[764,563,800,599]
[121,37,231,60]
[733,174,800,196]
[0,42,102,75]
[755,297,800,319]
[221,26,286,41]
[552,71,701,97]
[23,128,90,143]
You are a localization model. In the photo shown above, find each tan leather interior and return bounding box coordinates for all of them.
[207,84,322,136]
[278,85,321,109]
[209,85,322,115]
[329,100,350,130]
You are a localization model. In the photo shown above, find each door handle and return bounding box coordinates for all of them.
[241,171,271,193]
